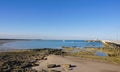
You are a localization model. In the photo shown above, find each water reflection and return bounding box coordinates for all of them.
[96,51,108,56]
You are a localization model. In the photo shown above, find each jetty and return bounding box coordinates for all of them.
[101,40,120,48]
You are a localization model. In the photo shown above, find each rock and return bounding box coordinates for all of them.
[50,69,61,72]
[47,64,56,68]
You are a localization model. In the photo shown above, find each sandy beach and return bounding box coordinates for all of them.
[33,55,120,72]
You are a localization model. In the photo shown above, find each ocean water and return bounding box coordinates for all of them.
[2,40,104,49]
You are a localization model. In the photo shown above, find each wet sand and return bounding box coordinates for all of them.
[33,55,120,72]
[0,40,15,52]
[0,39,30,52]
[0,40,22,52]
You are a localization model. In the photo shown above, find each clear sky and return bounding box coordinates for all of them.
[0,0,120,40]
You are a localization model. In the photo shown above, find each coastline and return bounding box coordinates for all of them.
[0,39,15,45]
[0,48,120,72]
[0,39,31,45]
[0,39,30,52]
[0,39,17,52]
[0,39,120,72]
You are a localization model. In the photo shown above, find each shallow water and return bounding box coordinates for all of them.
[2,40,104,49]
[96,51,108,56]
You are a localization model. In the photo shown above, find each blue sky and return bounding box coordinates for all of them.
[0,0,120,40]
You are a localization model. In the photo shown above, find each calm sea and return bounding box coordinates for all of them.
[2,40,104,49]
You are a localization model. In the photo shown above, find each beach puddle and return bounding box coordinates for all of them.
[96,51,108,56]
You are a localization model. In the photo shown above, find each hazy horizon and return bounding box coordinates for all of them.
[0,0,120,40]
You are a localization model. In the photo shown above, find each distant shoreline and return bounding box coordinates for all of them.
[0,39,16,45]
[0,39,33,45]
[0,39,32,52]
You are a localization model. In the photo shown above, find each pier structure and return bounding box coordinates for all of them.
[102,40,120,49]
